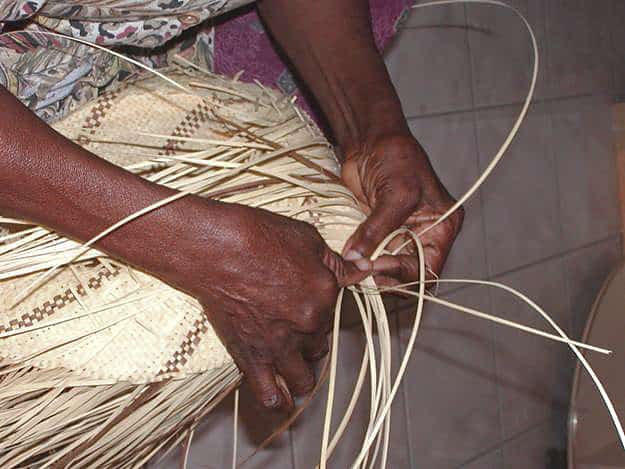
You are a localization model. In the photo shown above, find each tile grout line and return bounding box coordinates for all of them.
[462,0,507,455]
[385,233,623,319]
[455,417,554,468]
[463,1,477,112]
[441,233,623,299]
[483,207,507,462]
[393,312,415,468]
[394,6,422,467]
[388,304,413,467]
[544,83,573,342]
[609,0,617,95]
[542,0,551,100]
[288,425,296,469]
[461,0,490,281]
[490,234,623,281]
[401,90,611,123]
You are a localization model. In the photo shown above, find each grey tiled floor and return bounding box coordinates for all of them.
[153,1,624,467]
[398,287,500,468]
[474,101,562,276]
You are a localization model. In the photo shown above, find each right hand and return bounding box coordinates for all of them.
[162,199,369,411]
[0,85,369,411]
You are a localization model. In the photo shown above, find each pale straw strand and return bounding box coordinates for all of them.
[0,10,618,467]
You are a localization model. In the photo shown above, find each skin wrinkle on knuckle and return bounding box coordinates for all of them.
[295,305,322,333]
[295,281,335,333]
[399,256,413,280]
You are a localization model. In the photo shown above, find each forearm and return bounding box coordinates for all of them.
[0,86,208,278]
[257,0,410,155]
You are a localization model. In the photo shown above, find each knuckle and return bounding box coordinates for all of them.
[298,304,332,333]
[297,284,336,333]
[295,306,322,333]
[400,256,420,281]
[314,276,339,311]
[360,221,382,244]
[270,326,292,346]
[316,272,339,296]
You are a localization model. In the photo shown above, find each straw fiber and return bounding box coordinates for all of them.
[0,68,362,467]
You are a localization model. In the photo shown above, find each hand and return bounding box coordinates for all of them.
[340,134,464,288]
[165,200,368,411]
[0,83,364,411]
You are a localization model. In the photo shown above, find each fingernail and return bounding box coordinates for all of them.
[354,257,372,271]
[344,249,362,261]
[263,394,280,409]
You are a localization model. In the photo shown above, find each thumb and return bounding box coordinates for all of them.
[322,248,371,287]
[343,192,416,262]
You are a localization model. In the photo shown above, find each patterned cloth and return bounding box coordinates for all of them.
[0,0,411,123]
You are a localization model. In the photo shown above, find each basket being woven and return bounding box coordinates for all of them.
[0,69,363,468]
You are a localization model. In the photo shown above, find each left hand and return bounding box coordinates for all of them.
[340,133,464,289]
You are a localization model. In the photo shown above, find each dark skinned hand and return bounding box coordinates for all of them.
[1,0,464,416]
[341,134,464,289]
[176,202,369,412]
[0,86,369,413]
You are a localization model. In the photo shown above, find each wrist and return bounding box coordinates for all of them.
[101,192,222,285]
[333,94,411,158]
[341,120,416,164]
[140,198,251,296]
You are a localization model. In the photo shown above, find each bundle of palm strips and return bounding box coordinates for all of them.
[0,68,364,468]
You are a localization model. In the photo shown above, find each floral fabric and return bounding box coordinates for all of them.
[0,0,410,123]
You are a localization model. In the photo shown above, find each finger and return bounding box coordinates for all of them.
[373,275,402,289]
[323,248,371,287]
[423,243,446,279]
[276,350,316,397]
[241,361,292,412]
[371,254,425,284]
[411,210,462,277]
[342,190,417,261]
[370,275,412,298]
[302,332,329,362]
[340,261,372,287]
[408,236,451,280]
